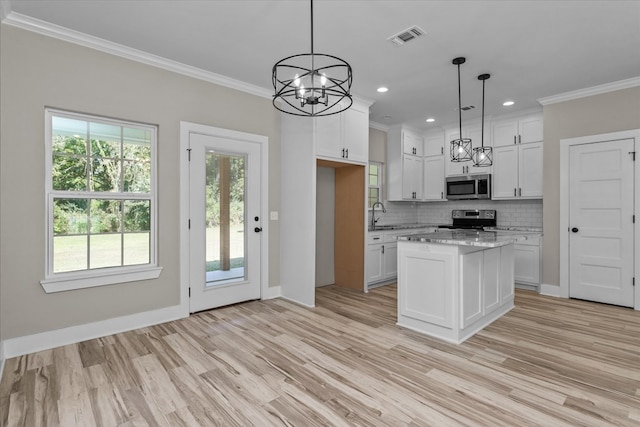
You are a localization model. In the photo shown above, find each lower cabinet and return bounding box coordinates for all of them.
[367,228,434,286]
[514,236,541,289]
[366,241,398,284]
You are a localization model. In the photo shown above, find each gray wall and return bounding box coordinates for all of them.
[0,25,281,340]
[542,86,640,287]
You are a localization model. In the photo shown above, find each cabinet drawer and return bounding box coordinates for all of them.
[368,233,384,245]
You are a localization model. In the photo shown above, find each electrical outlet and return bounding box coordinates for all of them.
[270,211,279,221]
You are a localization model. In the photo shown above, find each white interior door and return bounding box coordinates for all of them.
[189,132,262,312]
[569,139,634,307]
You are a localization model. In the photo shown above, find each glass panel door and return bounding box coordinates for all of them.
[205,151,246,285]
[188,129,262,313]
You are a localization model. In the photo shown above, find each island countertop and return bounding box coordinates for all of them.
[397,229,540,248]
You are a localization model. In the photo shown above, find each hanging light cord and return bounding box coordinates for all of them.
[457,62,462,139]
[310,0,314,75]
[481,77,485,148]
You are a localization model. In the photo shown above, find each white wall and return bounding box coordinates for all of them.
[315,167,335,287]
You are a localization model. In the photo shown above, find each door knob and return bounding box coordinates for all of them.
[254,227,262,233]
[571,227,579,233]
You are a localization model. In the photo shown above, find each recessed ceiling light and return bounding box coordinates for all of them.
[377,87,389,93]
[426,118,435,123]
[503,100,515,106]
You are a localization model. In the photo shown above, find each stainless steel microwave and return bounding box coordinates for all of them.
[446,174,491,200]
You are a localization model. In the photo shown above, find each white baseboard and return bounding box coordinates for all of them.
[3,304,188,359]
[262,285,281,300]
[279,295,315,308]
[540,283,567,298]
[2,285,281,360]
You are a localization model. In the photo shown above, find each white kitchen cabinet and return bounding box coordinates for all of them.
[424,130,445,157]
[402,129,424,156]
[315,100,369,164]
[367,243,384,283]
[492,113,543,147]
[367,228,435,286]
[423,155,445,201]
[387,126,425,201]
[383,243,398,280]
[401,154,423,200]
[514,236,541,289]
[493,141,543,199]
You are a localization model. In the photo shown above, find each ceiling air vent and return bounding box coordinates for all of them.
[461,105,475,111]
[387,26,425,46]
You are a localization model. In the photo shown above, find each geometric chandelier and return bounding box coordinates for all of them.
[272,0,353,116]
[472,73,493,167]
[450,57,473,162]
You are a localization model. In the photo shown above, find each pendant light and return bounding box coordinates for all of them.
[472,73,493,167]
[450,57,473,162]
[272,0,353,117]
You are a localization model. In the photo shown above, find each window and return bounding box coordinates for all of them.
[368,161,383,208]
[42,109,160,292]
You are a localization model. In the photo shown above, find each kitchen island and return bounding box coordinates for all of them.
[396,230,537,344]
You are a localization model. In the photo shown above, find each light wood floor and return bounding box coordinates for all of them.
[1,285,639,426]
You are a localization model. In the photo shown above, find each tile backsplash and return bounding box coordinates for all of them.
[373,199,542,228]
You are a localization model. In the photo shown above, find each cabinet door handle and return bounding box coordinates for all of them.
[382,245,385,254]
[518,134,522,144]
[441,147,444,155]
[514,188,517,197]
[441,191,444,199]
[341,148,345,158]
[373,237,380,240]
[514,135,517,145]
[519,187,522,196]
[345,148,349,158]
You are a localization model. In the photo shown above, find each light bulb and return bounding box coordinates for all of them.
[299,85,306,97]
[293,74,300,87]
[458,146,464,154]
[480,153,485,160]
[320,74,327,86]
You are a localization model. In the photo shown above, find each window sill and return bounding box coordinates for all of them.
[40,266,163,293]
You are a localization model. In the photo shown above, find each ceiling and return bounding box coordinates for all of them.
[4,0,640,131]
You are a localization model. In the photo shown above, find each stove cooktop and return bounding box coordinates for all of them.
[439,209,497,230]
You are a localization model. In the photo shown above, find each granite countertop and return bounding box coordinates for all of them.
[397,230,541,248]
[369,223,441,231]
[484,226,543,233]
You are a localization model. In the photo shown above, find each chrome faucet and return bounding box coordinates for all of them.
[370,201,387,230]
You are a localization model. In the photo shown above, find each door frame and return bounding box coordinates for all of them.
[179,121,269,314]
[559,129,640,310]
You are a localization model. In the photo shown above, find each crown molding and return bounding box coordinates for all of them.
[0,0,11,20]
[538,76,640,106]
[369,121,389,132]
[1,11,273,99]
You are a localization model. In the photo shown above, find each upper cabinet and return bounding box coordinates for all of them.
[424,131,445,157]
[315,99,369,164]
[423,130,446,201]
[492,113,543,147]
[403,130,424,156]
[492,113,543,200]
[387,127,424,201]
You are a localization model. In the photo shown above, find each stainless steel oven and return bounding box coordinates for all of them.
[445,174,491,200]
